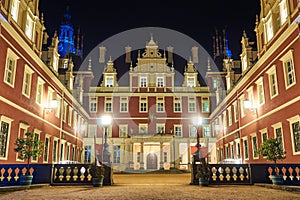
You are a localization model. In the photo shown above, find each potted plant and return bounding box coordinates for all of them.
[195,158,210,186]
[258,138,286,185]
[14,131,44,185]
[90,163,104,187]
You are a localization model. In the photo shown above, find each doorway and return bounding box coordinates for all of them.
[147,152,158,170]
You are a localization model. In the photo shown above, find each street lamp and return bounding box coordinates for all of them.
[101,115,112,165]
[192,116,203,160]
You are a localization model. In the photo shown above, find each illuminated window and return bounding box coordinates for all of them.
[255,77,265,105]
[279,0,288,25]
[187,77,195,87]
[267,66,278,98]
[105,97,112,112]
[281,50,296,89]
[157,77,164,87]
[89,97,97,112]
[4,49,19,87]
[266,15,274,42]
[36,77,45,105]
[105,76,114,87]
[25,13,34,40]
[174,97,181,112]
[22,65,34,97]
[174,125,182,137]
[11,0,19,22]
[140,77,147,87]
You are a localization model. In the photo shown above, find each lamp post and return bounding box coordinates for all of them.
[170,128,175,169]
[191,116,202,185]
[101,115,112,165]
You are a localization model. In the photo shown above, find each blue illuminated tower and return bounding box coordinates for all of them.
[58,6,76,57]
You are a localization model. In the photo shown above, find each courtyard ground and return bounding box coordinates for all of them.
[0,173,299,200]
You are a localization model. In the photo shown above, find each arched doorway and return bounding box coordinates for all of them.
[147,152,158,170]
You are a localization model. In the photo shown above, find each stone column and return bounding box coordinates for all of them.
[160,142,164,170]
[140,142,144,170]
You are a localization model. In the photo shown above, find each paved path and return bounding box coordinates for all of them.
[0,173,299,200]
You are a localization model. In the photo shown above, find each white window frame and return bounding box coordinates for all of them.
[187,77,195,87]
[255,77,265,106]
[202,97,210,113]
[55,96,61,118]
[157,77,164,87]
[265,13,274,42]
[120,97,128,113]
[233,101,238,123]
[88,124,97,138]
[140,97,147,112]
[279,0,288,25]
[227,106,232,126]
[43,134,51,163]
[119,124,128,137]
[242,137,249,160]
[105,76,114,87]
[36,77,45,105]
[281,50,296,89]
[189,125,197,137]
[25,11,35,40]
[89,97,97,113]
[68,107,73,126]
[266,65,279,99]
[156,97,164,112]
[47,87,54,109]
[250,133,259,159]
[287,115,300,155]
[140,77,147,87]
[105,97,113,112]
[188,97,196,113]
[174,125,182,137]
[239,94,246,118]
[139,124,148,134]
[156,124,165,134]
[22,65,34,98]
[11,0,19,22]
[31,129,41,162]
[62,101,67,122]
[174,97,181,113]
[203,125,211,137]
[0,116,14,160]
[271,122,285,151]
[4,48,19,87]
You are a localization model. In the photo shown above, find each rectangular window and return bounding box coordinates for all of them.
[4,49,19,87]
[203,125,211,137]
[0,121,10,158]
[230,144,234,159]
[140,97,147,112]
[140,77,147,87]
[84,145,92,163]
[157,97,164,112]
[240,95,246,118]
[281,51,296,89]
[223,111,227,128]
[120,97,128,112]
[157,77,164,87]
[187,77,195,87]
[113,146,120,164]
[243,138,249,160]
[11,0,19,22]
[252,135,259,159]
[68,107,73,126]
[43,137,50,162]
[291,121,300,153]
[202,97,209,112]
[233,101,238,122]
[55,96,61,118]
[267,66,278,98]
[32,132,40,161]
[156,124,165,134]
[88,124,97,138]
[36,77,45,105]
[279,0,288,25]
[275,127,284,150]
[174,125,182,137]
[62,101,67,122]
[188,98,196,113]
[139,124,148,134]
[89,97,97,112]
[105,76,114,87]
[119,125,127,137]
[174,97,181,112]
[256,77,265,105]
[227,106,232,126]
[22,65,33,97]
[105,97,112,112]
[266,15,274,42]
[25,14,34,40]
[53,139,58,163]
[189,125,197,137]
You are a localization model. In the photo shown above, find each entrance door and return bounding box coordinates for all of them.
[146,152,157,170]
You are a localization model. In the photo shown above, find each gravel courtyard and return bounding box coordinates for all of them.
[0,174,299,200]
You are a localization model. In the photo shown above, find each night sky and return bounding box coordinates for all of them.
[39,0,261,60]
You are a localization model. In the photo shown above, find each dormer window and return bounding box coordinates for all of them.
[105,76,114,87]
[187,77,195,87]
[140,77,147,87]
[11,0,19,22]
[157,77,164,87]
